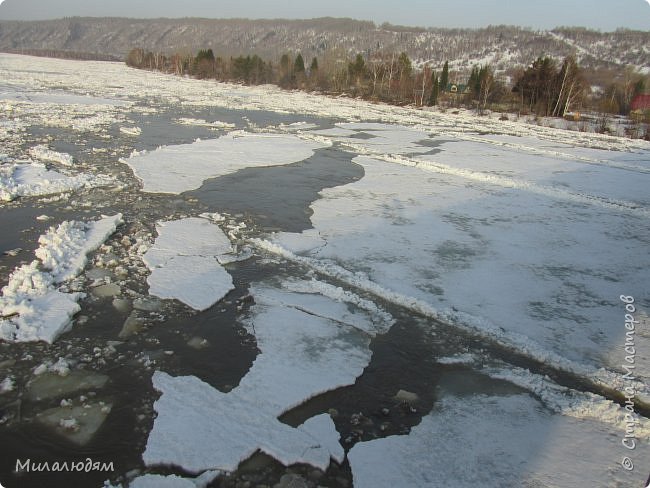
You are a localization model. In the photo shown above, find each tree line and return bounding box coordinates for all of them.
[125,47,648,122]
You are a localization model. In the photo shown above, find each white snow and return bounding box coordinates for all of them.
[0,376,14,394]
[29,145,74,166]
[0,214,123,343]
[142,217,234,310]
[348,391,649,487]
[0,161,110,201]
[119,126,141,136]
[121,132,327,194]
[129,472,220,488]
[143,279,392,473]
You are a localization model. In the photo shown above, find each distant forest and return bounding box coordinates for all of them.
[125,46,649,132]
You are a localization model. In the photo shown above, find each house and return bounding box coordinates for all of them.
[630,94,650,112]
[445,83,471,94]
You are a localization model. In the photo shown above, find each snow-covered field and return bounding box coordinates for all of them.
[0,54,649,488]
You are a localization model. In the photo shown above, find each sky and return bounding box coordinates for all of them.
[0,0,649,30]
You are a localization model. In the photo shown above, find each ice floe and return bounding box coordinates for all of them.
[143,279,392,473]
[348,390,650,487]
[0,214,123,343]
[260,153,650,395]
[35,400,112,446]
[0,160,110,201]
[121,132,327,194]
[29,145,74,166]
[142,217,234,310]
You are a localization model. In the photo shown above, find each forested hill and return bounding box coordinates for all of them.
[0,17,648,75]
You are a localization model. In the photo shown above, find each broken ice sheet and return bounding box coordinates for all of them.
[309,122,433,155]
[348,390,650,487]
[143,279,393,473]
[0,161,109,202]
[142,217,235,311]
[267,153,650,391]
[121,132,328,194]
[0,214,123,343]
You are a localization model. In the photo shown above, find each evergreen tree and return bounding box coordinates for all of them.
[440,60,449,92]
[428,71,439,106]
[348,53,366,86]
[310,57,318,74]
[294,53,305,74]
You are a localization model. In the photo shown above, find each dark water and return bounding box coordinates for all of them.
[187,147,363,233]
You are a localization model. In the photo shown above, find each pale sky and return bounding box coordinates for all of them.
[0,0,649,30]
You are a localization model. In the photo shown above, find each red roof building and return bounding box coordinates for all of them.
[630,94,650,112]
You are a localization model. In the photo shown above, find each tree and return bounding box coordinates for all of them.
[551,55,586,117]
[294,53,305,74]
[428,71,439,106]
[397,52,412,102]
[440,60,449,92]
[126,48,145,68]
[279,53,292,87]
[193,49,215,78]
[309,57,318,74]
[512,56,557,115]
[348,53,366,88]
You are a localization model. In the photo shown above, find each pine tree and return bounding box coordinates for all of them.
[428,71,439,106]
[294,53,305,74]
[440,61,449,92]
[310,57,318,74]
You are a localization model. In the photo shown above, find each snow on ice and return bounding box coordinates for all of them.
[142,217,235,310]
[121,132,328,194]
[29,145,74,166]
[0,214,123,343]
[0,160,109,201]
[348,389,650,487]
[143,279,392,473]
[264,152,650,394]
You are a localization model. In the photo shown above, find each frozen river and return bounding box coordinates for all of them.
[0,54,649,488]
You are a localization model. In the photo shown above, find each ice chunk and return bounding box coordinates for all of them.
[35,401,112,446]
[143,218,234,311]
[29,145,74,166]
[298,414,345,464]
[0,214,123,343]
[118,310,144,339]
[119,126,142,136]
[348,391,650,487]
[0,161,108,201]
[92,283,121,298]
[143,280,391,473]
[26,371,109,401]
[129,471,221,488]
[121,132,326,194]
[0,376,14,394]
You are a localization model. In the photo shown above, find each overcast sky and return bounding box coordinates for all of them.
[0,0,649,30]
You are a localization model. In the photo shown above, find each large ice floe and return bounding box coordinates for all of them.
[143,279,392,474]
[142,217,235,310]
[348,388,650,487]
[260,148,650,394]
[121,132,328,194]
[0,160,109,201]
[0,214,123,342]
